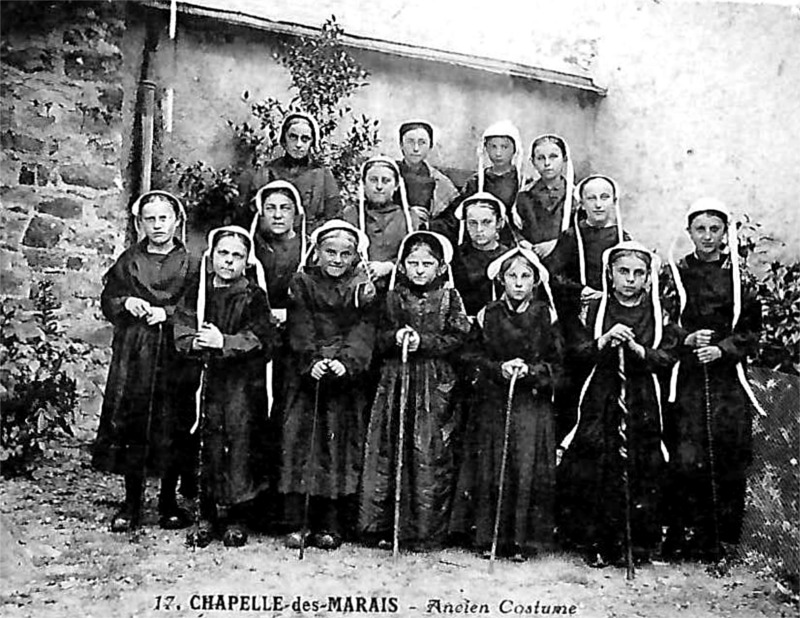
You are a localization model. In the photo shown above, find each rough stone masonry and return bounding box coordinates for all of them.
[1,1,130,345]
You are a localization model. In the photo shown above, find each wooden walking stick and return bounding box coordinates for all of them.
[393,333,411,563]
[703,364,721,561]
[299,378,323,560]
[188,356,209,550]
[489,365,521,574]
[617,346,635,580]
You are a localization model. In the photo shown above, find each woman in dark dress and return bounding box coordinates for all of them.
[278,220,376,551]
[243,112,342,234]
[450,246,563,560]
[663,198,763,560]
[174,226,276,547]
[359,231,470,549]
[93,191,198,532]
[558,241,679,566]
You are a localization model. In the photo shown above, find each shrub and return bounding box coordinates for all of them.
[754,260,800,375]
[0,281,79,477]
[168,15,380,226]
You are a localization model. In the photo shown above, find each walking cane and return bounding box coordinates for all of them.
[618,346,635,581]
[489,365,521,574]
[299,378,323,560]
[188,356,209,550]
[133,322,163,536]
[393,332,411,563]
[703,364,721,561]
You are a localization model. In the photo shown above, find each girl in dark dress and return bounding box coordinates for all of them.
[93,191,198,532]
[278,220,376,551]
[344,156,420,288]
[359,231,470,549]
[451,192,510,318]
[512,134,578,258]
[243,112,342,233]
[432,121,523,247]
[558,241,679,567]
[174,226,276,547]
[450,247,562,560]
[663,198,763,560]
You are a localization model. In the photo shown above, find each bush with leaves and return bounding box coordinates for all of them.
[754,260,800,375]
[0,281,81,477]
[168,15,380,225]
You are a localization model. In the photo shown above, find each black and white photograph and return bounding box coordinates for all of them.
[1,0,798,616]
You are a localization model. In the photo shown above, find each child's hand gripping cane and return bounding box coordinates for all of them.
[311,358,347,380]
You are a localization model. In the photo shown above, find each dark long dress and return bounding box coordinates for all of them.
[244,155,342,233]
[253,231,302,310]
[359,281,470,545]
[431,168,519,246]
[278,267,376,501]
[451,241,509,317]
[665,253,761,546]
[450,297,563,554]
[93,241,198,477]
[557,296,679,557]
[342,201,420,264]
[515,177,577,246]
[173,277,276,507]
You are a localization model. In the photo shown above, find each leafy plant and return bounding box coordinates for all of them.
[165,159,240,228]
[0,281,80,477]
[754,260,800,374]
[225,15,381,207]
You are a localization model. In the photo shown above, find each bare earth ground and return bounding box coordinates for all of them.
[1,423,797,618]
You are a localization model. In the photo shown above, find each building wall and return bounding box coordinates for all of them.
[0,1,133,342]
[590,0,800,261]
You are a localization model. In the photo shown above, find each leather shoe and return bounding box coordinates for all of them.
[222,524,248,547]
[185,520,214,548]
[310,531,342,550]
[159,506,192,530]
[284,530,310,549]
[110,506,139,533]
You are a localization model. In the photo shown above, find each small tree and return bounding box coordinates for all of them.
[171,15,380,225]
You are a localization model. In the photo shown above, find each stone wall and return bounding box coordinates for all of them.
[0,0,131,343]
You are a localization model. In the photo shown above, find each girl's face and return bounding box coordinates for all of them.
[532,141,566,182]
[610,254,649,302]
[465,204,501,250]
[581,178,616,227]
[484,137,515,169]
[688,213,726,260]
[502,257,536,302]
[284,120,314,159]
[317,235,357,278]
[140,199,178,248]
[400,128,431,166]
[402,245,441,287]
[364,165,398,205]
[212,235,248,282]
[259,191,296,237]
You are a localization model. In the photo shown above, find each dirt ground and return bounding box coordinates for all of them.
[1,435,796,618]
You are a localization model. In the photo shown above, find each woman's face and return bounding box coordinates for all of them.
[532,141,566,182]
[212,235,248,281]
[484,136,515,169]
[259,191,296,237]
[283,120,314,160]
[610,253,649,301]
[364,165,398,205]
[139,199,179,248]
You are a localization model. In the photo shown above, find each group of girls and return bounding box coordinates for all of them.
[93,113,761,567]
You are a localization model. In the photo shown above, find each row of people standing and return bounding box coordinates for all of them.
[93,112,761,565]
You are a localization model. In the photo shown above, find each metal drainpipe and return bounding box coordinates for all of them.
[139,80,156,194]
